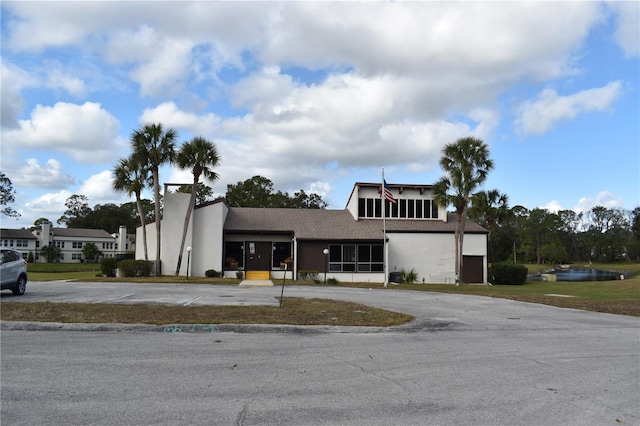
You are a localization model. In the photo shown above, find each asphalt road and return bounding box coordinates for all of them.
[1,281,639,425]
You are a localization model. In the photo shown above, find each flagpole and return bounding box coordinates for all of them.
[382,168,387,288]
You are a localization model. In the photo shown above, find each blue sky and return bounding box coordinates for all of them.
[1,1,638,230]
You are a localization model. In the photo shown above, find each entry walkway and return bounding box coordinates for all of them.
[238,280,274,287]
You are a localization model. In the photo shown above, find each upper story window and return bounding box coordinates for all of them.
[358,197,439,219]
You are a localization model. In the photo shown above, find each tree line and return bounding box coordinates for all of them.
[2,132,638,274]
[479,204,640,264]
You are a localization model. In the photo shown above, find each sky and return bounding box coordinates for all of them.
[1,1,639,230]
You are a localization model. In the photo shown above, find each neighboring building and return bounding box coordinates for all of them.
[0,228,38,260]
[1,224,136,263]
[136,182,489,284]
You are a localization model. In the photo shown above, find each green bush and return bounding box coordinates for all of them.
[100,258,118,277]
[117,260,153,277]
[205,269,220,278]
[489,263,528,285]
[327,277,339,285]
[400,268,419,284]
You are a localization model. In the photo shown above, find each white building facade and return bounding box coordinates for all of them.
[137,182,489,284]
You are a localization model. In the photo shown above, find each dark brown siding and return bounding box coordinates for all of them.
[298,241,329,271]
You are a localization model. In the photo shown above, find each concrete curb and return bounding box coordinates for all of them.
[0,320,390,334]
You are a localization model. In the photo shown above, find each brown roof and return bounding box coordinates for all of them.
[224,208,487,240]
[53,228,114,238]
[0,228,37,239]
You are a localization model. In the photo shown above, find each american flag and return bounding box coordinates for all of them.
[380,180,397,204]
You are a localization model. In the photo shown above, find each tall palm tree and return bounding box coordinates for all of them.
[469,189,509,242]
[112,155,153,260]
[434,137,493,284]
[131,123,178,275]
[174,136,220,276]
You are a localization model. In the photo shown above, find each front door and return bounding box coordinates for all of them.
[245,242,272,271]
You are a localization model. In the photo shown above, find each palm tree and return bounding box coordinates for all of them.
[131,123,178,275]
[113,155,153,260]
[174,136,221,275]
[434,137,493,284]
[469,189,509,242]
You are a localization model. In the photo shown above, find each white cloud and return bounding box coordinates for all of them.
[0,60,36,128]
[12,158,75,190]
[139,102,221,137]
[515,81,623,135]
[574,191,623,213]
[24,190,74,224]
[609,1,640,58]
[45,67,86,97]
[543,200,565,213]
[2,101,124,163]
[78,170,124,204]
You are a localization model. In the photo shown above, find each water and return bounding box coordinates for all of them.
[529,268,625,282]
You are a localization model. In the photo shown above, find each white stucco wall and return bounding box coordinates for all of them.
[191,201,227,277]
[136,222,158,262]
[160,192,193,276]
[388,232,486,284]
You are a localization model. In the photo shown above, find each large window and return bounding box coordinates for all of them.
[224,242,244,269]
[357,245,384,272]
[329,244,382,272]
[272,242,292,268]
[358,197,438,219]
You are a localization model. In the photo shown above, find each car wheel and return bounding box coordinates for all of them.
[12,275,26,296]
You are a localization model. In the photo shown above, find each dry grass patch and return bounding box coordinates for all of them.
[0,298,414,327]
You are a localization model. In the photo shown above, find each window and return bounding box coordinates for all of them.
[73,241,83,249]
[416,200,423,218]
[72,253,82,260]
[357,245,384,272]
[329,244,356,272]
[366,199,374,218]
[16,240,28,247]
[407,199,415,218]
[272,242,292,268]
[330,244,382,272]
[54,241,64,248]
[224,242,244,269]
[423,200,431,218]
[358,197,438,219]
[399,199,407,217]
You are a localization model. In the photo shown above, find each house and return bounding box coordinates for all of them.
[1,224,135,263]
[136,182,488,284]
[0,228,38,260]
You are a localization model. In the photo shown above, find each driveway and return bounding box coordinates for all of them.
[1,281,638,425]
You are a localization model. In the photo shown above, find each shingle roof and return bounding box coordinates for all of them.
[53,228,114,238]
[224,208,487,240]
[0,228,37,239]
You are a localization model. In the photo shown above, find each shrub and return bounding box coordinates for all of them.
[100,257,118,277]
[327,277,339,285]
[236,271,244,279]
[118,260,153,277]
[298,270,319,281]
[205,269,220,278]
[400,268,419,284]
[489,262,528,285]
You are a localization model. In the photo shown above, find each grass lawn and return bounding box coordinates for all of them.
[8,262,639,324]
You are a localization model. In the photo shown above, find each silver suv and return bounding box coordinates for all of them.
[1,249,28,295]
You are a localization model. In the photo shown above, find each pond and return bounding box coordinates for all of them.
[528,268,627,282]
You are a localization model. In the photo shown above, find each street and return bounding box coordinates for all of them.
[1,282,639,425]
